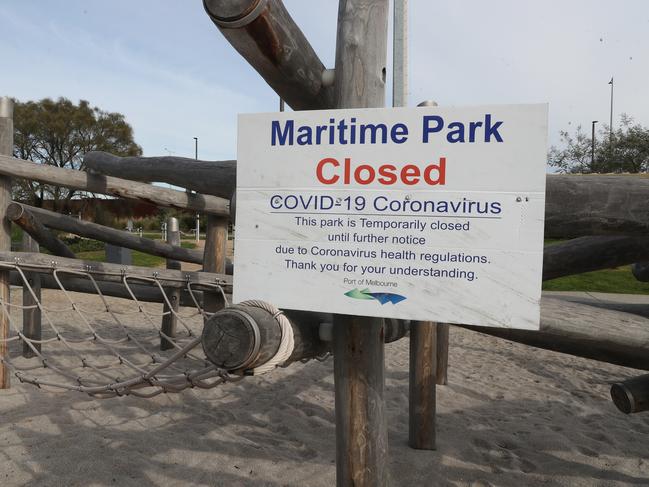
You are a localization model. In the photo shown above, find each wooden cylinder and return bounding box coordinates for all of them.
[6,203,76,258]
[202,215,229,313]
[436,323,449,385]
[84,151,236,199]
[161,217,181,350]
[409,321,436,450]
[200,307,407,370]
[203,0,334,111]
[0,97,12,388]
[20,202,204,264]
[0,154,230,217]
[202,305,329,371]
[611,374,649,414]
[333,316,388,487]
[331,1,390,484]
[631,262,649,282]
[21,233,41,358]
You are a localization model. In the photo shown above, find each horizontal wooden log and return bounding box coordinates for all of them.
[610,374,649,414]
[17,203,205,265]
[6,203,76,259]
[465,295,649,371]
[546,174,649,237]
[0,155,230,216]
[9,271,205,307]
[543,236,649,281]
[631,262,649,282]
[203,0,334,110]
[0,251,231,290]
[80,159,649,238]
[201,307,408,371]
[84,151,236,199]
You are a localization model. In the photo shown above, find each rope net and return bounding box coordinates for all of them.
[0,258,245,399]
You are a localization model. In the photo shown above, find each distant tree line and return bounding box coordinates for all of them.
[12,97,142,210]
[549,114,649,174]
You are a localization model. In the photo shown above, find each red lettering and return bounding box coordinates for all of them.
[316,157,340,184]
[354,165,375,185]
[377,164,397,184]
[423,157,446,185]
[401,164,420,185]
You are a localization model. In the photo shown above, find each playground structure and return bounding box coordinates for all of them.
[1,1,649,485]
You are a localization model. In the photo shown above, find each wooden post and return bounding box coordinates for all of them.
[409,321,436,449]
[0,97,13,388]
[161,217,181,350]
[21,233,42,358]
[436,323,449,385]
[333,315,387,486]
[202,215,228,312]
[203,0,334,111]
[332,1,390,485]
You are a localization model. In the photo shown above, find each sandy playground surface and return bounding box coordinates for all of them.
[0,287,648,487]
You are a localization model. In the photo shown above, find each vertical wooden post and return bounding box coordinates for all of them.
[333,1,389,486]
[409,321,436,449]
[202,214,228,312]
[161,217,180,350]
[436,323,450,385]
[333,315,388,486]
[22,233,41,358]
[0,97,13,388]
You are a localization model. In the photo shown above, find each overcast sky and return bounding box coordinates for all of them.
[1,1,647,161]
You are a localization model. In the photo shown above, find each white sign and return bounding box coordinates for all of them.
[234,105,547,330]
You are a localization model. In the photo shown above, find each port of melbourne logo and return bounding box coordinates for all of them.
[344,288,406,305]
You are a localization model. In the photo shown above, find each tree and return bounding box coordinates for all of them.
[549,115,649,174]
[12,97,142,209]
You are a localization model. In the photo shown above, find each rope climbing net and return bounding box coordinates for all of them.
[0,256,244,399]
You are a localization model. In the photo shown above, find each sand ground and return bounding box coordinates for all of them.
[0,288,648,486]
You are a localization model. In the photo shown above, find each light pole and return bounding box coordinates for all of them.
[591,120,598,171]
[193,136,199,239]
[608,77,614,142]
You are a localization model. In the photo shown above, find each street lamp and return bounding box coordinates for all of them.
[591,120,598,170]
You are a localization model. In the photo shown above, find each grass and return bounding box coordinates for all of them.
[543,265,649,295]
[75,240,197,268]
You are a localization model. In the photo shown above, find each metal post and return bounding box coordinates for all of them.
[591,120,598,171]
[161,217,180,350]
[0,97,13,388]
[196,213,200,243]
[392,0,408,108]
[608,77,614,143]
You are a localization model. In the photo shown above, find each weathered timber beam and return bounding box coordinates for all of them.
[631,262,649,282]
[6,202,76,258]
[543,236,649,281]
[611,374,649,414]
[0,251,231,290]
[81,158,649,237]
[201,305,409,371]
[9,272,204,307]
[545,174,649,237]
[203,0,334,110]
[465,295,649,371]
[84,151,236,199]
[15,203,204,265]
[0,155,230,216]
